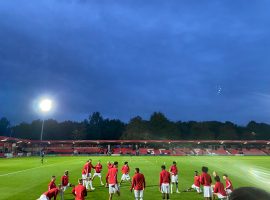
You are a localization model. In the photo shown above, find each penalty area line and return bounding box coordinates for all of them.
[0,160,73,177]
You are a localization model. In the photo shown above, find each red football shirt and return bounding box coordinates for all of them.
[121,165,130,174]
[48,180,56,190]
[95,164,103,173]
[214,182,227,196]
[44,188,59,200]
[225,179,233,190]
[82,163,88,175]
[200,172,212,186]
[131,173,146,190]
[170,165,178,175]
[159,170,171,186]
[82,162,95,175]
[61,175,69,186]
[194,175,200,187]
[87,162,94,172]
[72,184,87,200]
[106,167,118,184]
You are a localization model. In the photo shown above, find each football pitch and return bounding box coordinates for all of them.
[0,156,269,200]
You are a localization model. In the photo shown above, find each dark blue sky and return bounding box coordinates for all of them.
[1,0,270,125]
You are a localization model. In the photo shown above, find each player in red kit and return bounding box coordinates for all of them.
[130,168,146,200]
[37,186,61,200]
[61,170,71,191]
[169,161,180,193]
[213,176,227,199]
[48,176,56,190]
[192,171,201,193]
[200,166,212,200]
[81,159,95,190]
[106,161,114,188]
[72,179,87,200]
[222,174,233,195]
[120,161,131,185]
[107,161,113,169]
[160,165,171,200]
[106,161,120,200]
[61,170,73,200]
[92,161,104,185]
[185,171,201,193]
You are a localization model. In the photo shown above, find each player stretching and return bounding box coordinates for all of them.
[200,166,212,200]
[160,165,171,200]
[106,161,120,200]
[48,176,56,190]
[130,168,146,200]
[120,161,131,185]
[213,176,227,199]
[61,170,72,200]
[105,161,113,188]
[72,179,87,200]
[185,171,201,193]
[82,159,95,190]
[169,161,180,193]
[92,161,104,185]
[223,174,233,195]
[37,186,61,200]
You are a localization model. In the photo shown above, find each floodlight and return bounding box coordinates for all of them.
[39,99,52,112]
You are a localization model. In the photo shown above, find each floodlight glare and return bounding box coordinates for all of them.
[39,99,52,112]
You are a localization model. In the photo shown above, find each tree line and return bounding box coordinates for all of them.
[0,112,269,140]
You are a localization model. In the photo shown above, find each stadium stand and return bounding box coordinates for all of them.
[139,148,149,155]
[228,148,240,155]
[173,148,187,156]
[210,148,229,155]
[0,136,269,157]
[241,148,267,156]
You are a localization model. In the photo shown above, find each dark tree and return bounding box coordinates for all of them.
[0,117,11,136]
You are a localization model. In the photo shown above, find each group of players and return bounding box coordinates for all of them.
[185,167,234,200]
[37,159,233,200]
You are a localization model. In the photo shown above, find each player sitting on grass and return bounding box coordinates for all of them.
[200,166,212,200]
[223,174,233,196]
[120,161,131,185]
[37,185,62,200]
[160,165,171,200]
[184,171,201,193]
[106,161,120,200]
[169,161,180,193]
[213,176,227,200]
[72,178,87,200]
[130,168,146,200]
[92,160,104,186]
[48,176,56,190]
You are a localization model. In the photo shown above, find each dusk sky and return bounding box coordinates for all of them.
[1,0,270,125]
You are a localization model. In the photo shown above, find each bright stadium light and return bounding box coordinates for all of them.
[39,99,52,112]
[38,98,53,141]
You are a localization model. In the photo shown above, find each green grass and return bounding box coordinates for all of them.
[0,156,269,200]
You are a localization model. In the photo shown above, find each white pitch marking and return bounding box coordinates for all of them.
[0,160,75,177]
